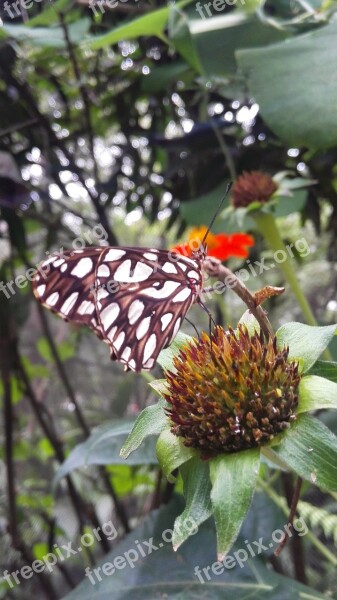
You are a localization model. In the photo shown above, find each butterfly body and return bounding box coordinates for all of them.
[33,245,206,372]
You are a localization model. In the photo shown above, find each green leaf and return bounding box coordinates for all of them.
[189,12,288,76]
[86,0,194,50]
[297,375,337,414]
[168,8,202,73]
[54,419,157,487]
[238,311,261,336]
[209,448,260,559]
[273,414,337,491]
[62,497,327,600]
[141,61,191,93]
[237,20,337,149]
[276,322,337,373]
[157,331,193,372]
[1,19,90,48]
[148,379,169,397]
[172,457,212,550]
[179,183,230,229]
[272,189,307,218]
[120,400,168,460]
[156,430,196,483]
[308,360,337,383]
[27,0,71,26]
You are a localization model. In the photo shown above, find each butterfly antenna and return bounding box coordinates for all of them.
[201,181,233,248]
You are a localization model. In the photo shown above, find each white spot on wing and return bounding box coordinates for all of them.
[143,358,154,370]
[142,281,180,299]
[46,292,59,306]
[179,256,197,266]
[171,318,181,341]
[71,257,93,278]
[54,258,65,267]
[97,264,110,278]
[121,346,131,361]
[97,287,109,301]
[36,284,46,297]
[114,260,153,282]
[129,359,136,370]
[104,248,126,261]
[136,316,151,340]
[128,299,144,324]
[177,261,187,272]
[173,288,192,303]
[43,256,58,267]
[60,263,68,273]
[144,252,158,261]
[187,270,199,280]
[161,313,173,331]
[113,259,131,280]
[114,331,125,351]
[78,300,95,315]
[100,303,120,330]
[162,262,178,274]
[108,326,117,341]
[61,292,79,315]
[143,333,157,363]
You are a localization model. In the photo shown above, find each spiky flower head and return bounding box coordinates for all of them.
[164,325,301,459]
[231,171,278,208]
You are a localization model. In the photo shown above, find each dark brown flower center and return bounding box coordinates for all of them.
[164,326,301,459]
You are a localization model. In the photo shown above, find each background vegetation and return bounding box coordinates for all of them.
[1,0,337,598]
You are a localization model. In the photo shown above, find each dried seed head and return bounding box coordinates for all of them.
[164,325,301,459]
[231,171,278,208]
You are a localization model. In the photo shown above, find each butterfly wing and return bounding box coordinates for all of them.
[33,246,203,371]
[32,248,104,340]
[93,247,202,371]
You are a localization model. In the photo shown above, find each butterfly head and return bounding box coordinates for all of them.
[190,242,207,264]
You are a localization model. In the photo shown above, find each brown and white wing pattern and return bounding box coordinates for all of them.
[93,247,203,371]
[32,246,204,371]
[32,248,104,340]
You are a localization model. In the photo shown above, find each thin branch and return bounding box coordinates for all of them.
[34,301,130,533]
[13,347,110,555]
[0,61,118,245]
[0,335,19,548]
[275,476,303,557]
[203,258,274,337]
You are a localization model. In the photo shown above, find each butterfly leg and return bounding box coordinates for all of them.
[184,316,201,340]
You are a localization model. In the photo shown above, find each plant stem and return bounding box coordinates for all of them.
[258,479,337,567]
[254,211,316,325]
[253,211,332,360]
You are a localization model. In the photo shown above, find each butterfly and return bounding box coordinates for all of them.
[32,245,207,372]
[32,184,231,372]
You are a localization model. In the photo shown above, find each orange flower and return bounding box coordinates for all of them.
[171,226,254,261]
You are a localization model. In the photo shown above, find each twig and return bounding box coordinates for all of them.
[203,258,274,338]
[59,11,117,245]
[13,347,109,555]
[0,306,57,599]
[34,300,130,533]
[274,475,303,556]
[0,61,118,245]
[275,474,307,583]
